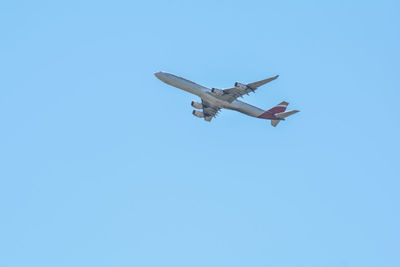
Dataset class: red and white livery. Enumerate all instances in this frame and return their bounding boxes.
[154,71,299,127]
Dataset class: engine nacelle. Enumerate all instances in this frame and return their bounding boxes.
[192,110,204,118]
[191,101,203,109]
[211,88,224,96]
[234,82,249,90]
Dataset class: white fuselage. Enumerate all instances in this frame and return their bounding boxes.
[154,71,266,117]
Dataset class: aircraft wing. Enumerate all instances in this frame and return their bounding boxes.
[201,99,221,122]
[220,75,279,102]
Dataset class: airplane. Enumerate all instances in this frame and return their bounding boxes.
[154,71,299,127]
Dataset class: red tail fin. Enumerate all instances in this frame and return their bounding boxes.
[267,101,288,113]
[258,101,289,119]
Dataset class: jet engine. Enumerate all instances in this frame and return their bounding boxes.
[191,101,203,109]
[234,82,249,90]
[211,88,224,96]
[192,110,204,118]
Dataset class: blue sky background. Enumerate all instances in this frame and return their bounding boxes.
[1,1,399,266]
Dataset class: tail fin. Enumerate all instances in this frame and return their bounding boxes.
[258,101,299,126]
[270,101,288,128]
[258,101,289,120]
[267,101,289,114]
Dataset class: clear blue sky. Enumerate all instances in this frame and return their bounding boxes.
[1,1,399,266]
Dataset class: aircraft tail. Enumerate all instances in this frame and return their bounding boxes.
[258,101,299,126]
[268,101,288,127]
[266,101,289,114]
[271,110,299,127]
[258,101,288,120]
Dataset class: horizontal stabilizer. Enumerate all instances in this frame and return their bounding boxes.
[271,110,299,127]
[271,120,280,127]
[275,110,299,119]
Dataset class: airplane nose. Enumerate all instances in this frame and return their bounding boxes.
[154,71,164,79]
